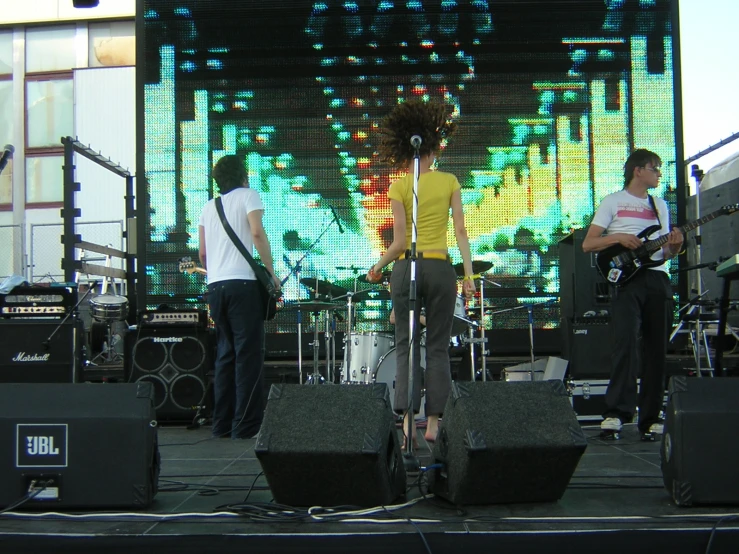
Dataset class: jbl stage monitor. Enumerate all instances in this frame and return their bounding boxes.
[0,383,160,509]
[255,384,406,507]
[662,376,739,506]
[428,380,587,505]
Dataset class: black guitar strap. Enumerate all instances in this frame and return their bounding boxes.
[647,194,662,234]
[214,196,263,277]
[214,196,277,319]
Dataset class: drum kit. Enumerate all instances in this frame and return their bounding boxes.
[285,259,497,398]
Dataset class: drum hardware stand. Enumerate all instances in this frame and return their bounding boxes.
[671,259,725,376]
[338,291,357,384]
[467,275,499,381]
[281,216,341,384]
[89,323,124,365]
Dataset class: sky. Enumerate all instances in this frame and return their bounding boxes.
[679,0,739,180]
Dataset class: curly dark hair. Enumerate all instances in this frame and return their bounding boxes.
[212,154,248,194]
[378,99,457,169]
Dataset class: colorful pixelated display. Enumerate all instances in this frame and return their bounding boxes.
[140,0,679,333]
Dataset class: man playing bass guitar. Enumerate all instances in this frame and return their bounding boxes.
[582,149,683,441]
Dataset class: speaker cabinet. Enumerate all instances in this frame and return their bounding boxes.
[558,229,612,320]
[0,382,159,509]
[255,384,406,507]
[561,317,612,378]
[428,381,587,505]
[124,326,213,421]
[662,376,739,506]
[0,319,83,383]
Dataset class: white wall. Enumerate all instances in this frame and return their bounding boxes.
[3,0,135,25]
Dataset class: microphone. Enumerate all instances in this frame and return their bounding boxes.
[410,135,422,149]
[329,205,345,233]
[0,144,14,173]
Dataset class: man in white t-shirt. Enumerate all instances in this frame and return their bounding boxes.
[582,149,683,441]
[198,155,280,439]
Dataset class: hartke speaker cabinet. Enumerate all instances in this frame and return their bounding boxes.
[662,376,739,506]
[124,326,213,421]
[0,382,159,509]
[0,319,83,383]
[255,384,406,507]
[428,381,587,505]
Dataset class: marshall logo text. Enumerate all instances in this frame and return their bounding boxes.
[12,352,51,362]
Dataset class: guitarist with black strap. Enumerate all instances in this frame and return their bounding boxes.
[198,154,281,440]
[582,149,683,442]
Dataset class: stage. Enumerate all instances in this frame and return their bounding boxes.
[1,423,738,554]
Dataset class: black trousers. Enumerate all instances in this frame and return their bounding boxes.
[604,269,672,431]
[208,279,266,439]
[390,258,457,416]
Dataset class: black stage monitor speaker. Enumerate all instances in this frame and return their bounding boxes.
[428,381,587,505]
[0,382,159,509]
[0,319,83,383]
[255,384,406,507]
[125,326,213,421]
[662,376,739,506]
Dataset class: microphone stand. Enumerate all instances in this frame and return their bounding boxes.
[43,283,96,351]
[403,141,422,473]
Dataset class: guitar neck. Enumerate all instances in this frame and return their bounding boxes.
[642,209,726,252]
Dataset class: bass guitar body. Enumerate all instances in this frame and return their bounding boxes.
[595,225,663,286]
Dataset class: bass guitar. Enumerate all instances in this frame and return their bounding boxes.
[596,203,739,286]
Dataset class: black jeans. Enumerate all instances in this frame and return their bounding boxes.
[207,279,265,439]
[604,269,672,431]
[390,258,457,416]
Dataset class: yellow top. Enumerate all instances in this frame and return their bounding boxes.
[388,170,460,252]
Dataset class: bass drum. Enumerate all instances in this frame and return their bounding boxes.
[373,346,426,419]
[341,332,394,384]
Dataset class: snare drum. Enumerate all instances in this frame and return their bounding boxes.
[341,332,394,384]
[89,294,129,322]
[373,346,426,418]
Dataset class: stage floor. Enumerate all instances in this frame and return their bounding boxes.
[1,423,738,553]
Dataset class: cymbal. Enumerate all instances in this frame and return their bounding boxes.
[299,277,348,298]
[358,270,391,284]
[453,260,493,278]
[352,288,391,302]
[283,301,342,312]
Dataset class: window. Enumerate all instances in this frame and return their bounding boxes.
[25,26,76,72]
[0,31,12,207]
[89,21,135,67]
[26,76,74,149]
[0,31,12,73]
[26,154,63,205]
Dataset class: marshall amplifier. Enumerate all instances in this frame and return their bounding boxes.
[0,319,83,383]
[0,382,159,509]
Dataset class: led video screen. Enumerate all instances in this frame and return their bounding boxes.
[140,0,679,333]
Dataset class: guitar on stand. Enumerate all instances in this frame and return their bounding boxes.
[595,204,739,286]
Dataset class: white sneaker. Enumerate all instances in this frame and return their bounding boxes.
[648,423,664,435]
[601,417,622,432]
